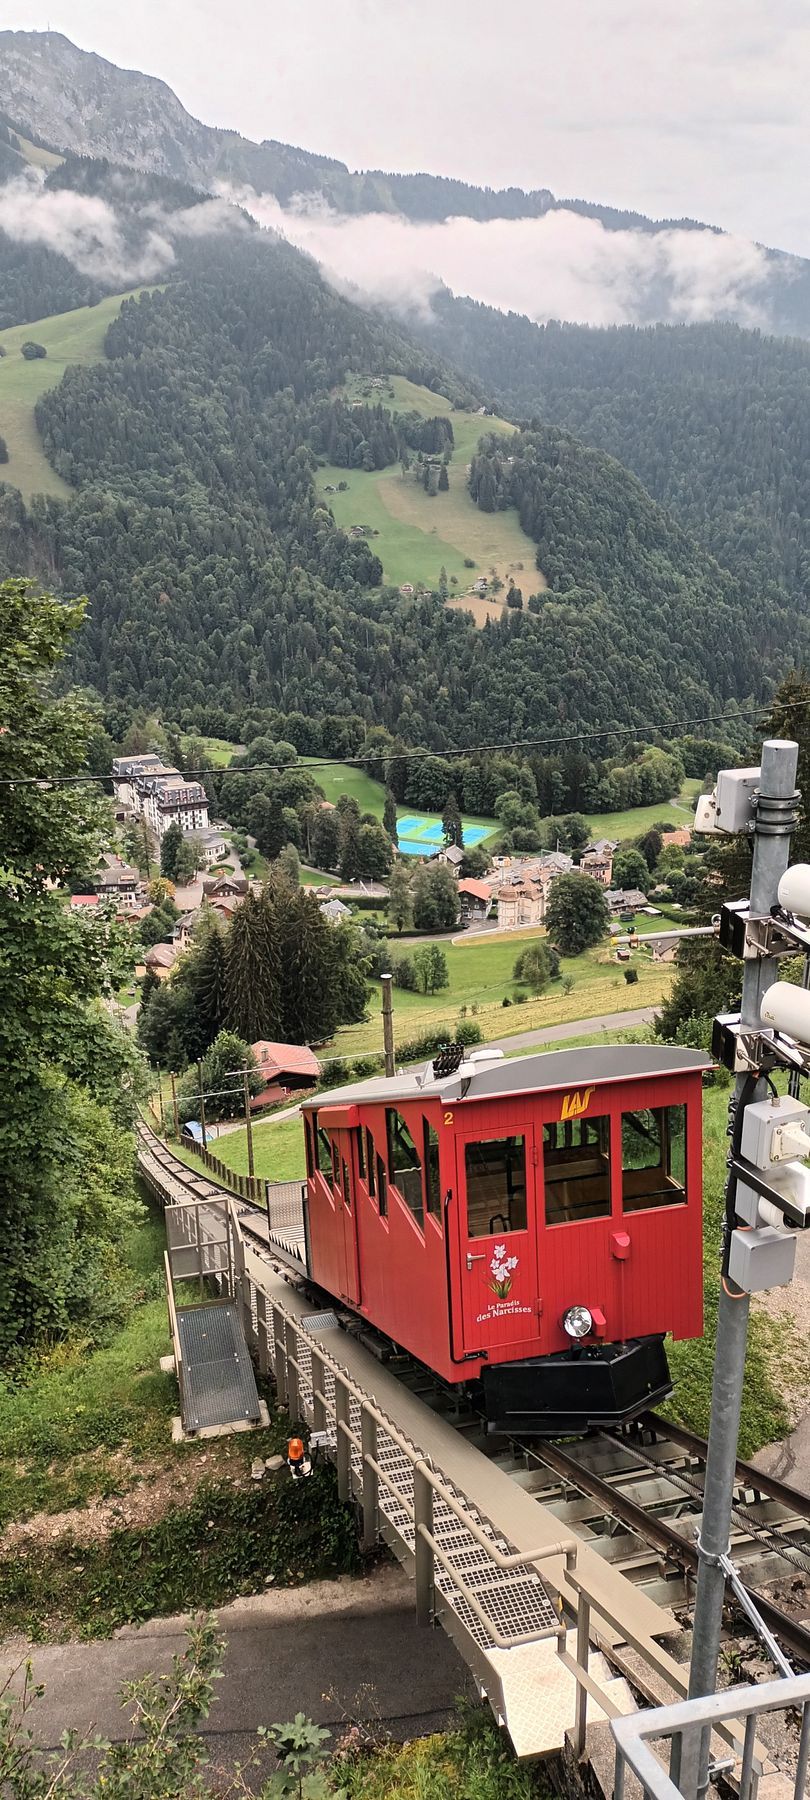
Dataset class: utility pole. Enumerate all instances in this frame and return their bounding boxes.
[684,739,799,1798]
[243,1070,256,1182]
[197,1059,207,1145]
[170,1070,180,1139]
[381,972,395,1078]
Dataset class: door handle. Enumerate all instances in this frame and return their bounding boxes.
[466,1252,486,1270]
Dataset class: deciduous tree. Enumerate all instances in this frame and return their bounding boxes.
[545,873,609,956]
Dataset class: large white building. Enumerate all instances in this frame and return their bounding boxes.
[112,755,209,838]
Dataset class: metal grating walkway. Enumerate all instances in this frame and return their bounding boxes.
[176,1301,262,1433]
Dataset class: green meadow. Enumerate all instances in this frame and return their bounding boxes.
[316,373,540,600]
[0,288,158,500]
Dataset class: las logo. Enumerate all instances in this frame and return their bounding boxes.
[560,1087,595,1122]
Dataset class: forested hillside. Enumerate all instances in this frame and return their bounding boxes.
[0,218,797,748]
[416,296,810,617]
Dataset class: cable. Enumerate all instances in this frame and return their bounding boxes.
[3,696,809,789]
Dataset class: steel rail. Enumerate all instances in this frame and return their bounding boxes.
[644,1411,810,1525]
[527,1437,810,1668]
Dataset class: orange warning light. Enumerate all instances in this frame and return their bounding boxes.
[287,1437,305,1464]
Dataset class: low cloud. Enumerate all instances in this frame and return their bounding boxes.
[0,164,789,330]
[0,169,246,287]
[228,184,785,329]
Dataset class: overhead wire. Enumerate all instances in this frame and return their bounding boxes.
[3,696,809,789]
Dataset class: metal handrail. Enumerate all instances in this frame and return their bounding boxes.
[612,1672,810,1800]
[163,1249,183,1409]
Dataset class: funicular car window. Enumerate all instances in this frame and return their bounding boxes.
[464,1137,527,1238]
[304,1117,314,1177]
[386,1109,424,1229]
[366,1129,376,1198]
[356,1128,366,1182]
[313,1113,332,1183]
[376,1153,388,1217]
[622,1106,686,1212]
[544,1116,611,1225]
[424,1120,441,1222]
[342,1158,352,1208]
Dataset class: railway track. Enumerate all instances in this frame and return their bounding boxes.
[137,1116,810,1670]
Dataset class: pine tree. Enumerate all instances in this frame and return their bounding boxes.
[225,889,282,1042]
[311,807,341,871]
[383,787,398,842]
[177,911,228,1060]
[277,888,338,1042]
[339,809,362,881]
[438,463,449,491]
[160,820,184,880]
[442,791,464,849]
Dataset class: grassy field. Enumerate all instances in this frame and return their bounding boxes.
[582,779,701,840]
[0,289,158,500]
[316,373,541,602]
[185,733,245,767]
[335,949,672,1057]
[302,756,498,851]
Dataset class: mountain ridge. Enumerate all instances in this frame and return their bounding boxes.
[0,29,748,234]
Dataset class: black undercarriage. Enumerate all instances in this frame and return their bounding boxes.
[479,1335,672,1436]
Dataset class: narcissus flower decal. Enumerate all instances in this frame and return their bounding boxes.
[490,1244,518,1298]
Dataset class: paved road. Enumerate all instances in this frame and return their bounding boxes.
[0,1568,470,1767]
[487,1007,658,1055]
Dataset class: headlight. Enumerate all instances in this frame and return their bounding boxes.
[563,1304,593,1340]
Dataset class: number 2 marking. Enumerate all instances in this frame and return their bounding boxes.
[444,1110,454,1126]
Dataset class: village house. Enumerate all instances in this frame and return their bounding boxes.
[203,873,249,902]
[496,879,546,929]
[250,1041,322,1109]
[209,896,241,924]
[607,887,650,914]
[111,755,209,838]
[579,848,614,887]
[94,859,143,910]
[432,842,464,870]
[172,910,200,951]
[70,893,99,911]
[193,826,229,865]
[319,897,352,924]
[661,827,692,850]
[643,932,684,964]
[144,942,176,979]
[458,877,493,924]
[537,851,574,878]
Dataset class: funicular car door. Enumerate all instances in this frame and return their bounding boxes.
[537,1088,621,1341]
[455,1123,539,1355]
[335,1128,361,1307]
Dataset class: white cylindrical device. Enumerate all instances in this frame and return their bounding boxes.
[761,980,810,1045]
[777,864,810,920]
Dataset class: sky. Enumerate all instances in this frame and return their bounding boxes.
[4,0,810,257]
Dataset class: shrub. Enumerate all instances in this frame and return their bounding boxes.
[624,966,639,984]
[394,1020,482,1063]
[21,340,47,359]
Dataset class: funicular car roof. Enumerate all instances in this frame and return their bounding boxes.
[302,1045,712,1114]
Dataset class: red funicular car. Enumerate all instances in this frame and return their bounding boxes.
[300,1044,709,1433]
